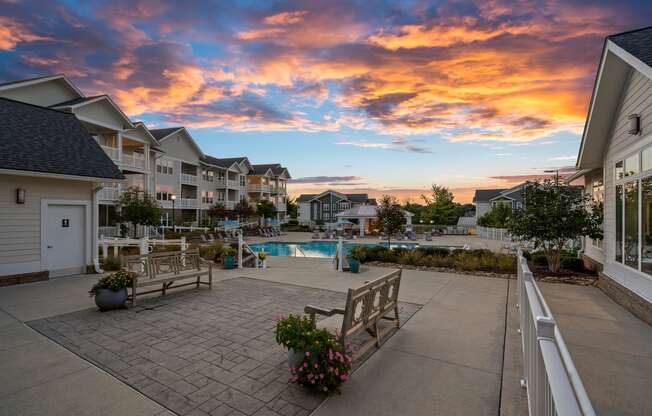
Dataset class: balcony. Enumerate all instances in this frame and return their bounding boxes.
[276,201,286,211]
[248,183,270,192]
[122,152,146,170]
[227,179,240,188]
[215,178,227,187]
[181,173,198,185]
[100,145,119,161]
[179,198,198,209]
[98,187,121,201]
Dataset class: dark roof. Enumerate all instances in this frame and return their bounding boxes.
[0,98,124,180]
[252,163,289,176]
[473,189,506,203]
[609,26,652,68]
[201,156,247,168]
[296,191,371,204]
[250,164,274,175]
[51,95,104,107]
[149,127,183,140]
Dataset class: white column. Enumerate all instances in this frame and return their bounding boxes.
[144,143,150,170]
[359,218,365,237]
[238,232,243,269]
[337,237,344,272]
[116,131,123,162]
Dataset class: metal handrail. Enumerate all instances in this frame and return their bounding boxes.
[517,250,595,416]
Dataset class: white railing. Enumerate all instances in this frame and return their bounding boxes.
[181,173,198,185]
[517,250,595,416]
[98,187,120,201]
[100,145,119,161]
[122,152,146,169]
[248,183,270,192]
[179,198,198,209]
[276,202,286,211]
[216,178,226,187]
[98,236,187,260]
[227,179,239,188]
[99,226,119,237]
[477,225,512,241]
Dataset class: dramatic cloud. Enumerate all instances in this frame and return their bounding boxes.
[289,176,363,184]
[337,137,432,153]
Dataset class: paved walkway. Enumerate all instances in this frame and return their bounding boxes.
[540,283,652,416]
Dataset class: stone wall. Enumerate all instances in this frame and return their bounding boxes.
[598,272,652,326]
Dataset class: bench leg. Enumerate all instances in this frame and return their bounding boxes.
[132,280,137,307]
[162,283,166,296]
[394,305,400,328]
[208,269,213,289]
[196,276,200,288]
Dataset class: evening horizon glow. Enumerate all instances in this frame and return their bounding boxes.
[1,0,651,202]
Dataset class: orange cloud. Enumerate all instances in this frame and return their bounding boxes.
[0,17,51,50]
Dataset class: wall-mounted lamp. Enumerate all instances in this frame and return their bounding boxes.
[16,188,26,204]
[628,114,641,135]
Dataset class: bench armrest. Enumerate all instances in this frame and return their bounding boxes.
[304,305,345,325]
[199,259,214,269]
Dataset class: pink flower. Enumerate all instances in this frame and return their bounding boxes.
[314,363,318,368]
[305,351,311,357]
[303,362,308,368]
[319,373,324,379]
[341,374,349,381]
[334,368,339,375]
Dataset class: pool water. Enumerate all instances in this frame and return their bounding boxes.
[249,241,421,258]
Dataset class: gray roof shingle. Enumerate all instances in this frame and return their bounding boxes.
[201,156,247,168]
[473,189,506,203]
[0,97,124,180]
[149,127,183,140]
[609,26,652,68]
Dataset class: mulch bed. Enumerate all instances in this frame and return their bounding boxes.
[365,261,515,280]
[528,263,598,286]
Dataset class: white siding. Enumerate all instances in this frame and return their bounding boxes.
[0,79,79,107]
[603,69,652,302]
[298,202,311,224]
[475,201,492,221]
[0,175,93,276]
[74,100,127,130]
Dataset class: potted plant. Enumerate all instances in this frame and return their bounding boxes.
[258,251,267,268]
[347,247,363,273]
[223,247,238,269]
[274,314,314,367]
[89,271,136,311]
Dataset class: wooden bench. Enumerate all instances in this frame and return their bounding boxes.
[304,269,402,359]
[121,249,213,306]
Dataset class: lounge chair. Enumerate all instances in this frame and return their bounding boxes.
[200,234,209,243]
[207,233,215,242]
[425,233,432,241]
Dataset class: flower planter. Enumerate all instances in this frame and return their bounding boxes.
[223,255,235,269]
[349,259,360,273]
[288,348,305,368]
[94,287,128,311]
[258,259,267,269]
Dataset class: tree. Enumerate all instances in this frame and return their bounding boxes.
[118,187,163,236]
[207,203,229,225]
[420,184,460,225]
[403,200,425,224]
[508,180,603,272]
[377,195,405,247]
[235,200,256,219]
[478,204,512,228]
[256,200,277,219]
[286,197,299,219]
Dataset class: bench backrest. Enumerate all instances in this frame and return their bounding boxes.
[121,249,202,280]
[340,269,402,340]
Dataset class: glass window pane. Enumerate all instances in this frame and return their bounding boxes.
[615,161,624,181]
[625,154,639,176]
[616,184,623,262]
[642,178,652,275]
[624,181,639,268]
[643,148,652,172]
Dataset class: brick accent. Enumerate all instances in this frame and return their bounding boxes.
[598,272,652,326]
[581,254,603,273]
[0,271,48,287]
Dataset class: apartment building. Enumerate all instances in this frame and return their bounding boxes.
[0,74,290,238]
[248,164,291,219]
[296,190,376,225]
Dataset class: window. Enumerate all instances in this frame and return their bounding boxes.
[155,185,173,201]
[156,158,174,175]
[616,184,623,263]
[590,177,604,249]
[202,170,214,182]
[643,147,652,172]
[625,154,640,177]
[642,178,652,275]
[217,191,225,202]
[160,212,171,227]
[202,191,214,204]
[217,171,225,182]
[615,160,624,181]
[324,212,330,221]
[323,203,330,210]
[240,175,246,187]
[624,181,638,268]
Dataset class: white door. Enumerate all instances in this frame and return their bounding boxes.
[45,205,86,277]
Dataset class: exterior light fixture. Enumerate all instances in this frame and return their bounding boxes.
[16,188,26,204]
[628,114,641,135]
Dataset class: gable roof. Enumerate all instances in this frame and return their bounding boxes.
[150,127,204,158]
[200,155,243,169]
[149,127,183,141]
[0,74,84,97]
[51,94,134,129]
[296,190,371,204]
[253,163,291,178]
[250,164,274,175]
[473,189,505,203]
[577,26,652,169]
[0,97,123,180]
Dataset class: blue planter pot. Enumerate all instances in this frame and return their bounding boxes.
[223,255,235,269]
[349,259,360,273]
[94,287,128,311]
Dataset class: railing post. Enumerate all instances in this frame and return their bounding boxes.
[238,231,244,269]
[102,239,108,260]
[113,239,119,257]
[338,237,344,272]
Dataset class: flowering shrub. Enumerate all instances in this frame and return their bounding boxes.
[89,271,135,296]
[275,314,352,394]
[289,328,352,394]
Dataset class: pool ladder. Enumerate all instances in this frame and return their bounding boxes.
[295,246,307,257]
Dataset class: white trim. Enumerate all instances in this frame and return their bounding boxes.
[75,115,124,132]
[52,95,134,129]
[0,168,122,182]
[40,199,93,272]
[607,40,652,82]
[0,74,84,97]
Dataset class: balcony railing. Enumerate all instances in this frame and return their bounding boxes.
[179,198,198,209]
[248,183,270,192]
[216,178,226,187]
[276,201,286,211]
[122,152,146,169]
[100,145,119,161]
[227,179,240,188]
[98,187,121,201]
[181,173,198,185]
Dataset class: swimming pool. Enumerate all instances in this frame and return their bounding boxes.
[249,241,422,258]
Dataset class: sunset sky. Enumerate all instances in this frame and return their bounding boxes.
[1,0,651,202]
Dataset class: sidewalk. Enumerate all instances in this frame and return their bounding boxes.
[540,283,652,416]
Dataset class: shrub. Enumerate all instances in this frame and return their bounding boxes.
[89,271,136,296]
[224,247,238,257]
[274,314,315,351]
[531,253,548,267]
[199,241,224,262]
[101,256,121,271]
[419,246,450,257]
[560,256,585,272]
